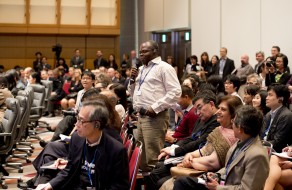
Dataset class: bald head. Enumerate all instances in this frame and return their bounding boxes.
[107,68,115,78]
[241,54,249,65]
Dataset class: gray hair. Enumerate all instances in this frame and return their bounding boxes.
[82,100,109,129]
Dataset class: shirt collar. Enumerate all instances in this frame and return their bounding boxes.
[86,131,102,147]
[271,105,282,116]
[185,104,193,112]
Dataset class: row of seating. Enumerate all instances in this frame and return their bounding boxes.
[0,83,49,189]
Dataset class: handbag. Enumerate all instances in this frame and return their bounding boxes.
[170,166,205,177]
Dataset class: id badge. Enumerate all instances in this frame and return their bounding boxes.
[136,90,142,96]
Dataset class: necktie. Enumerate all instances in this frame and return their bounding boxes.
[175,110,188,130]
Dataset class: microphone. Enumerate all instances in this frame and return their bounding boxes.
[130,65,138,85]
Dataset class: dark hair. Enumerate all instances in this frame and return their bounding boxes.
[200,52,210,68]
[207,75,225,95]
[225,75,241,92]
[198,82,216,94]
[234,105,263,137]
[4,70,17,90]
[183,76,199,95]
[244,85,260,97]
[272,46,280,53]
[58,57,66,65]
[147,40,159,52]
[218,95,243,119]
[256,90,270,115]
[30,72,41,84]
[276,53,288,68]
[35,52,42,56]
[190,55,198,63]
[193,90,216,106]
[109,83,128,110]
[0,74,8,89]
[267,83,290,107]
[82,71,95,80]
[181,85,194,99]
[81,88,101,102]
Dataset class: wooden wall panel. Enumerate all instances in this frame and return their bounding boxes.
[0,35,119,71]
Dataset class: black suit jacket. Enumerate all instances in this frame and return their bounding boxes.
[49,132,129,190]
[174,114,220,156]
[93,58,109,69]
[263,106,292,152]
[215,58,235,81]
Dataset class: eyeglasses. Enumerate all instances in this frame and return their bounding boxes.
[246,82,258,86]
[195,103,207,115]
[76,115,99,126]
[139,49,154,54]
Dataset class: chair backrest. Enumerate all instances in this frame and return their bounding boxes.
[121,111,129,132]
[14,95,29,143]
[29,84,46,117]
[41,80,53,109]
[124,134,134,159]
[18,88,33,130]
[129,141,142,190]
[0,98,20,154]
[62,82,71,95]
[120,128,128,145]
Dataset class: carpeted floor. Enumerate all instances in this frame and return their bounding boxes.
[2,116,62,190]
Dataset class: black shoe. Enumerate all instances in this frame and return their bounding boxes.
[18,176,36,189]
[46,126,53,132]
[39,140,48,148]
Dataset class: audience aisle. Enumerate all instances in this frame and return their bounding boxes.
[3,116,62,190]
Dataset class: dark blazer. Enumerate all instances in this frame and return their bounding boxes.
[49,132,129,190]
[263,106,292,152]
[215,58,235,81]
[217,137,269,190]
[265,71,291,86]
[174,114,220,156]
[93,58,109,69]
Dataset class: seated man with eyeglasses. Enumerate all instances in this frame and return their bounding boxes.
[35,100,129,190]
[146,90,219,190]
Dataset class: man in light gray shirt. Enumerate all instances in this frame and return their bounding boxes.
[129,40,181,172]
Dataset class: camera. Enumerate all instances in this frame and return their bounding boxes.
[52,43,62,60]
[266,60,275,68]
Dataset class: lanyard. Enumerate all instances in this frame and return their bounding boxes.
[138,63,155,91]
[83,143,98,187]
[225,138,254,176]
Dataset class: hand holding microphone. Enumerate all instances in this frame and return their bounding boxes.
[130,66,138,84]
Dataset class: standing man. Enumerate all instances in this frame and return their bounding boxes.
[236,54,254,79]
[93,50,109,69]
[127,50,142,69]
[129,40,181,172]
[271,46,280,61]
[215,47,235,81]
[254,51,265,74]
[70,49,84,70]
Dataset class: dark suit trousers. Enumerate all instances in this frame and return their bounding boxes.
[50,115,76,141]
[173,176,208,190]
[146,161,173,190]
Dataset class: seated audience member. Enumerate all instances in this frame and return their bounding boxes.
[95,72,112,90]
[28,72,42,85]
[252,90,270,115]
[165,85,198,145]
[45,68,66,117]
[182,76,199,96]
[63,67,74,82]
[24,67,34,86]
[40,71,95,145]
[60,68,83,110]
[207,75,225,100]
[246,73,262,87]
[115,69,126,85]
[0,75,13,122]
[160,95,242,189]
[243,85,260,105]
[25,91,123,189]
[56,58,69,73]
[35,100,129,190]
[173,105,269,190]
[264,146,292,190]
[108,83,128,117]
[265,54,290,86]
[262,84,292,152]
[224,74,243,103]
[147,90,219,189]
